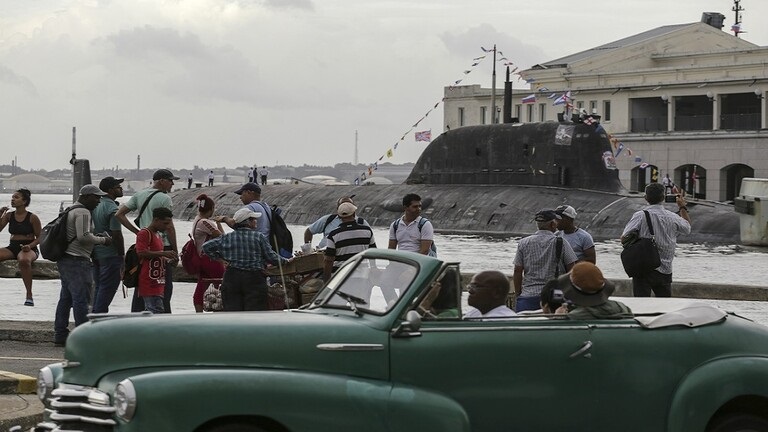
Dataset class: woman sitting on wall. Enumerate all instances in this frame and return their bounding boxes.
[0,188,42,306]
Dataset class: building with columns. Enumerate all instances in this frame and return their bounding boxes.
[443,14,768,202]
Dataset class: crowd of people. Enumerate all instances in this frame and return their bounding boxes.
[0,176,691,344]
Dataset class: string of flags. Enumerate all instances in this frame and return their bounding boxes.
[353,46,523,185]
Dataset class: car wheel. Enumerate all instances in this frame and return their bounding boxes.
[707,414,768,432]
[205,423,268,432]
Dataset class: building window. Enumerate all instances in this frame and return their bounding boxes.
[589,100,597,113]
[576,101,584,110]
[515,104,521,120]
[459,107,465,126]
[481,106,487,125]
[603,101,611,121]
[539,103,546,122]
[527,104,533,122]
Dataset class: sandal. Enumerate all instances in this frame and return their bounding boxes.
[24,299,34,307]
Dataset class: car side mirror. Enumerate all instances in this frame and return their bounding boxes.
[392,310,422,338]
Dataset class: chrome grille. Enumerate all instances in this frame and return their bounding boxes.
[35,383,117,432]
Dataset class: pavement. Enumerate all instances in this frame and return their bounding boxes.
[0,321,63,431]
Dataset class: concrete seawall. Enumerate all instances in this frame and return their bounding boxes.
[2,260,766,301]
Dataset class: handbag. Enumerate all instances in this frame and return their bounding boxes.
[181,220,203,276]
[621,210,662,277]
[203,286,224,312]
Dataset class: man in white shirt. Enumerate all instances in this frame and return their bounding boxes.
[388,193,435,256]
[463,270,516,318]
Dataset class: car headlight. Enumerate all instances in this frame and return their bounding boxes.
[114,379,137,422]
[37,366,54,402]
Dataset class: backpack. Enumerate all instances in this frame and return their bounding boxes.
[322,214,365,233]
[392,216,437,257]
[257,202,294,258]
[180,220,202,275]
[38,205,81,261]
[122,243,141,288]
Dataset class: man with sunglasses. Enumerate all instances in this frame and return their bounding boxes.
[464,270,516,318]
[91,176,126,313]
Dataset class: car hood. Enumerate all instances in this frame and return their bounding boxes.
[62,310,391,386]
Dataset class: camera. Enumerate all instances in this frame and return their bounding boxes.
[664,194,678,203]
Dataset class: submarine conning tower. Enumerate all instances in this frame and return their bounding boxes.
[406,121,625,193]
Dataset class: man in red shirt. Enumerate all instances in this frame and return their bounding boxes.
[136,207,177,313]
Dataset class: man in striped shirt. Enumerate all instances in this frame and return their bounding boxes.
[323,202,377,281]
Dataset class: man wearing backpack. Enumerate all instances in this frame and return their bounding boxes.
[388,193,435,256]
[304,195,370,249]
[115,169,179,313]
[229,182,271,236]
[54,185,112,346]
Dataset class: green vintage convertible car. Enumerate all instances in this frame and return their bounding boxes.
[35,249,768,432]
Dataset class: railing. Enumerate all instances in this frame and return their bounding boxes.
[720,113,761,130]
[674,115,713,131]
[630,117,668,132]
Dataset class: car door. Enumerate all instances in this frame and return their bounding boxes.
[389,314,595,432]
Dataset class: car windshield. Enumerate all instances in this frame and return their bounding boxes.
[318,257,418,315]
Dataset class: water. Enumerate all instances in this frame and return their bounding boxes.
[1,193,766,325]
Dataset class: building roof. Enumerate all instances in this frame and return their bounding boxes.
[6,173,50,183]
[533,23,693,69]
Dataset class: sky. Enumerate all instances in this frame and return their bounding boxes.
[2,0,767,172]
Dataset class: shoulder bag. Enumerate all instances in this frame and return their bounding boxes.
[620,210,662,277]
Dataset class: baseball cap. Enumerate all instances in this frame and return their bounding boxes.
[79,184,108,197]
[337,202,358,217]
[233,208,262,224]
[98,176,124,192]
[555,205,577,219]
[534,209,561,222]
[234,182,262,195]
[153,169,180,181]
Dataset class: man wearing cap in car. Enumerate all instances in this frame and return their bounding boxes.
[91,176,126,313]
[304,195,370,250]
[559,261,632,319]
[203,208,290,311]
[512,209,578,313]
[115,168,180,313]
[323,202,377,281]
[555,205,596,264]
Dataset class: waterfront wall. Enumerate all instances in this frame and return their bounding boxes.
[3,260,765,302]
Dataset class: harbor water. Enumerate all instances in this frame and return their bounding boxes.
[1,192,766,325]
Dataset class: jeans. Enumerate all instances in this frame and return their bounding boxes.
[632,270,672,297]
[221,268,268,311]
[92,255,123,313]
[515,295,541,313]
[55,256,93,343]
[143,295,165,313]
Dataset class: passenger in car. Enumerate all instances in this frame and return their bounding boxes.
[418,269,460,318]
[558,262,632,319]
[463,270,517,319]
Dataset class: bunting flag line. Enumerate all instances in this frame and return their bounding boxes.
[521,94,536,104]
[386,148,393,158]
[615,142,625,157]
[415,130,432,142]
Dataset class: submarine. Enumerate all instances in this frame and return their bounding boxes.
[169,117,740,245]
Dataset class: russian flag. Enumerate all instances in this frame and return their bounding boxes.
[521,94,536,104]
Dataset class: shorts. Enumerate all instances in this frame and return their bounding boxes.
[5,240,39,258]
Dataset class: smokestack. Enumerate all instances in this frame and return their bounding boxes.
[503,66,513,123]
[701,12,725,29]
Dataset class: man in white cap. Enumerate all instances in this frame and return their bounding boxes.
[54,184,113,346]
[116,168,180,313]
[203,208,290,311]
[555,205,596,264]
[304,195,369,249]
[323,202,377,281]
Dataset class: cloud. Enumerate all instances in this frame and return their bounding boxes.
[441,23,548,71]
[263,0,314,10]
[0,64,38,96]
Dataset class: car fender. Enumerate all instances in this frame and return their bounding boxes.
[667,356,768,432]
[111,368,469,432]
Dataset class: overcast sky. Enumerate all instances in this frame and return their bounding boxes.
[2,0,766,172]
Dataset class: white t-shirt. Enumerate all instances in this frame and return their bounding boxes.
[464,305,517,319]
[389,216,434,253]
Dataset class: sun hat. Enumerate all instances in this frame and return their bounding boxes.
[534,209,561,222]
[558,262,615,307]
[233,208,262,224]
[337,202,358,217]
[555,205,577,219]
[234,182,261,195]
[79,184,107,197]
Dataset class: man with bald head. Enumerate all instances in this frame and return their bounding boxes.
[464,270,516,318]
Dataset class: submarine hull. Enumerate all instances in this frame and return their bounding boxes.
[170,184,739,244]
